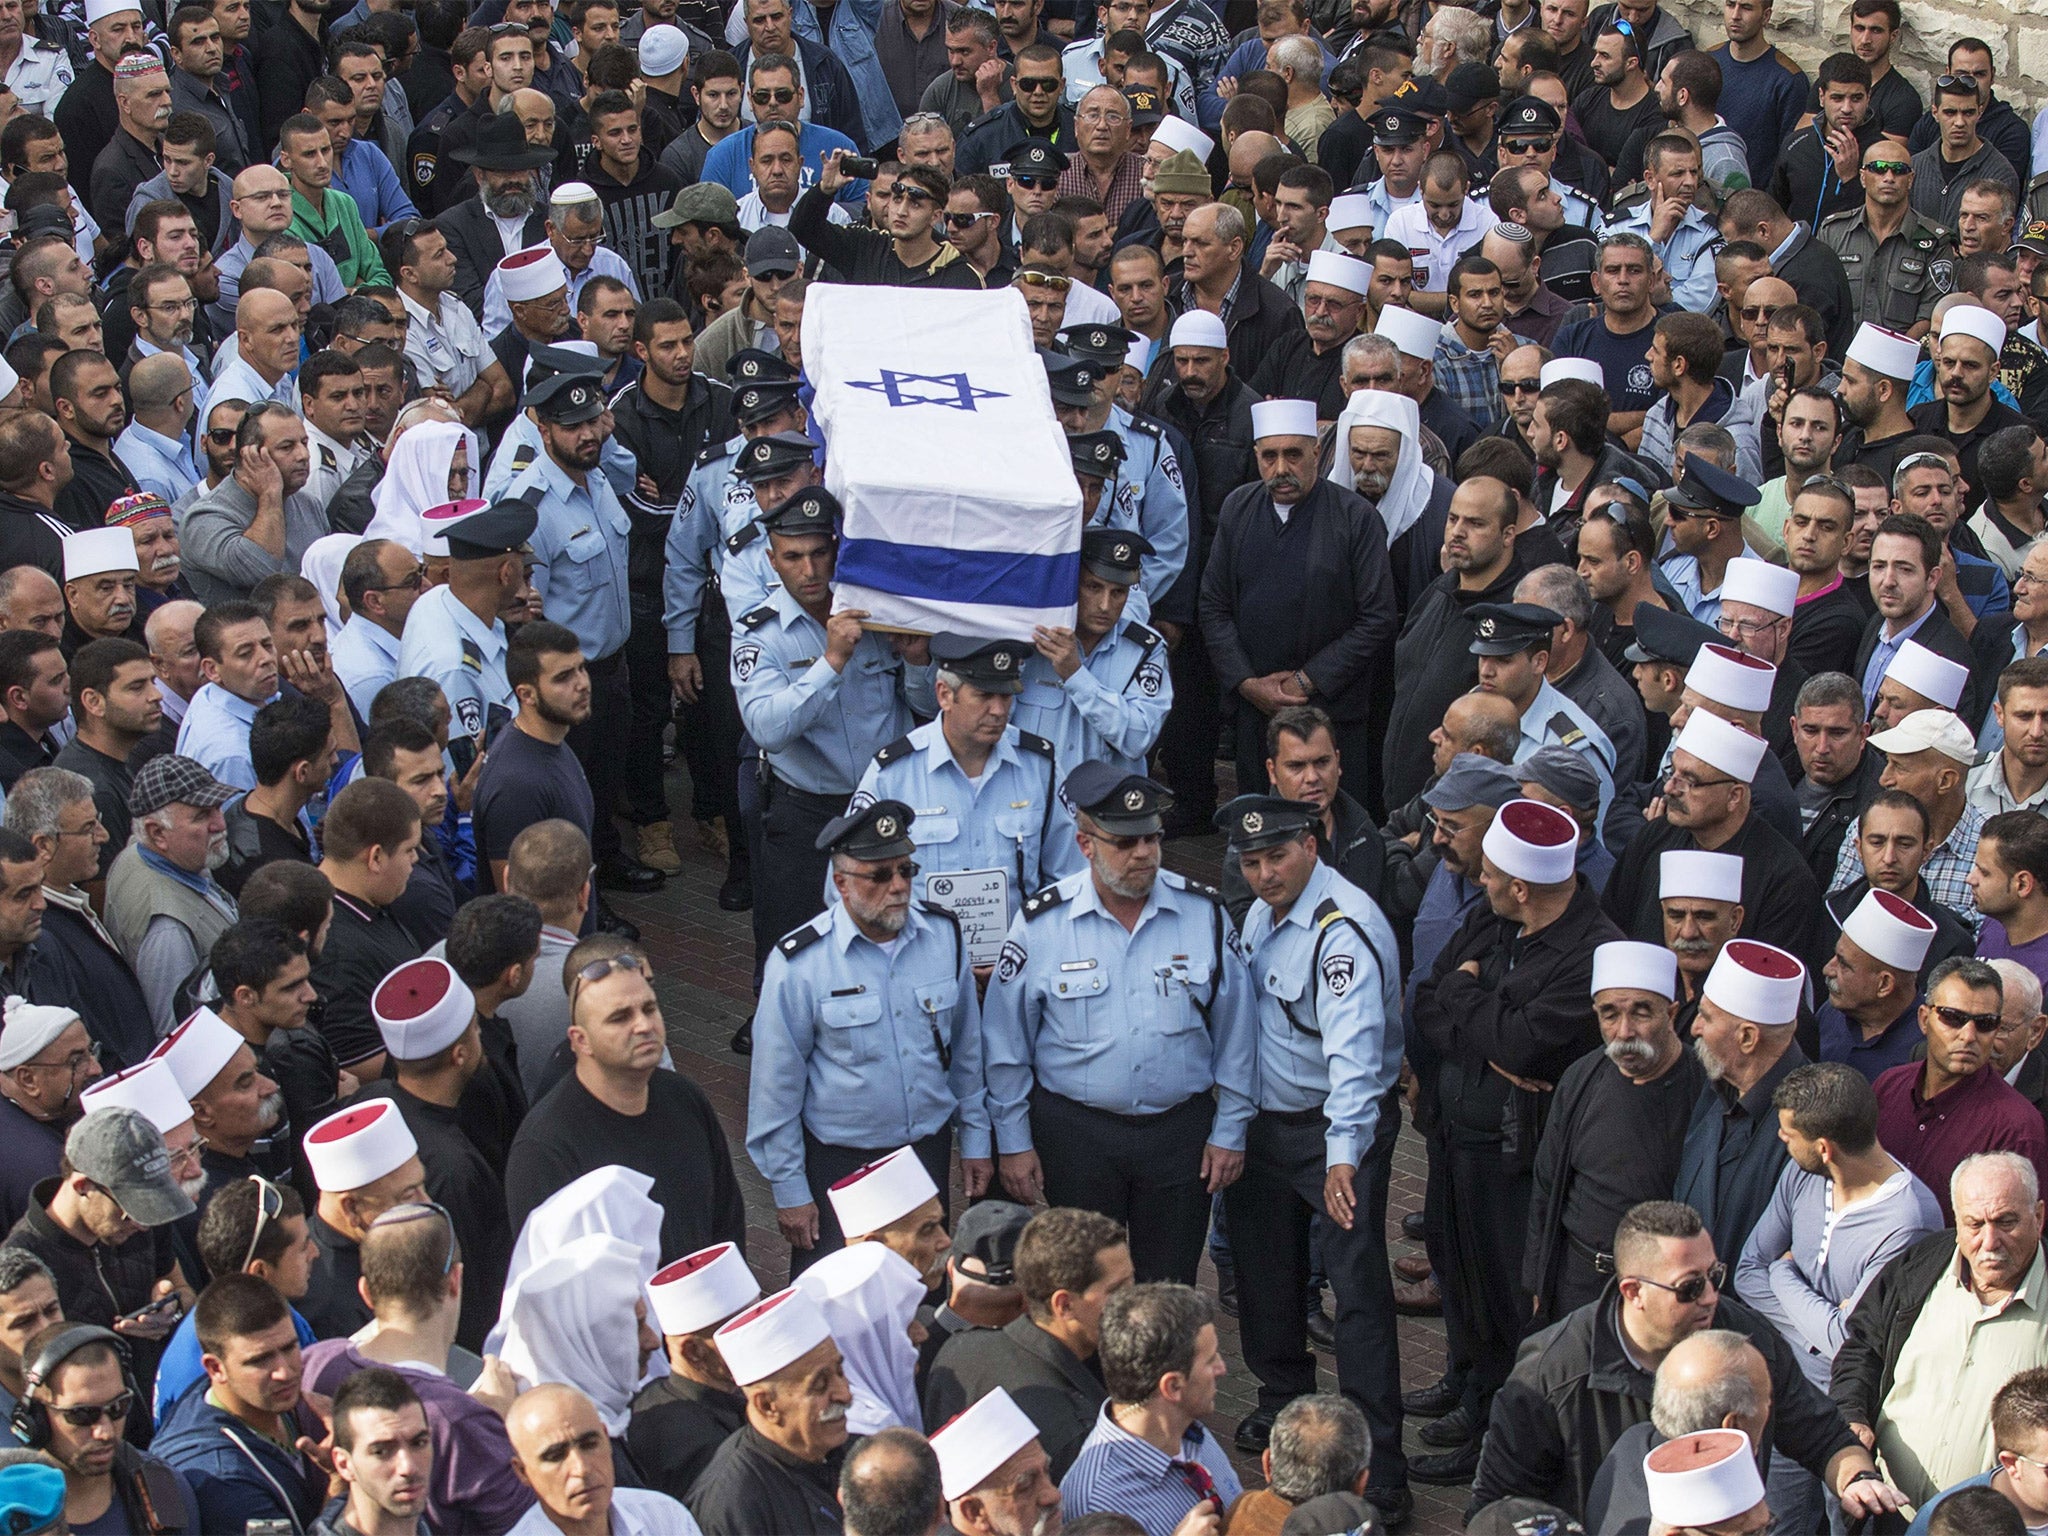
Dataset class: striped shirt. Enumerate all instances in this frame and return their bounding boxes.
[1059,1402,1243,1536]
[1829,802,1987,934]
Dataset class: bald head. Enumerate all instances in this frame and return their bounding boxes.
[0,565,62,635]
[128,351,195,413]
[1650,1329,1771,1447]
[232,163,290,200]
[1228,130,1282,180]
[1444,689,1522,757]
[506,1382,598,1453]
[236,287,293,334]
[146,598,203,654]
[1743,276,1796,313]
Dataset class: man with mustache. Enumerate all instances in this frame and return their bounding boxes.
[1524,940,1703,1327]
[1659,849,1745,1013]
[207,920,338,1192]
[151,1005,285,1203]
[1818,884,1940,1084]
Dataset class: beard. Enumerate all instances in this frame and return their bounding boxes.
[533,694,589,728]
[1087,844,1155,901]
[179,1168,208,1202]
[204,830,229,871]
[257,1089,285,1131]
[1353,464,1393,500]
[483,179,537,219]
[1692,1034,1727,1083]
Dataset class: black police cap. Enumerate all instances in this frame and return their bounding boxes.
[1371,103,1427,143]
[441,498,539,560]
[526,372,607,425]
[1068,429,1125,479]
[1057,322,1138,368]
[1466,601,1564,656]
[733,431,816,482]
[727,348,799,384]
[1008,139,1068,178]
[1664,455,1763,517]
[527,341,606,382]
[1212,794,1320,851]
[1063,762,1173,834]
[1080,526,1151,584]
[930,633,1030,694]
[760,485,839,536]
[732,378,803,426]
[1500,96,1562,136]
[1624,601,1722,666]
[815,798,917,859]
[1042,350,1106,406]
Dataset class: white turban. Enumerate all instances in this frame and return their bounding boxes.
[363,421,481,556]
[495,1234,650,1435]
[299,534,361,631]
[1327,389,1431,544]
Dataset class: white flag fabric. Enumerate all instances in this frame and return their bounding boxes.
[803,283,1081,639]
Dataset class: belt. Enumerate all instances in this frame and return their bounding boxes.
[1259,1104,1328,1128]
[1034,1086,1209,1127]
[1567,1233,1614,1274]
[763,767,849,813]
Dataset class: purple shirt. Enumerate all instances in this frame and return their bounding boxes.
[1873,1061,2048,1225]
[302,1342,535,1535]
[1977,918,2048,993]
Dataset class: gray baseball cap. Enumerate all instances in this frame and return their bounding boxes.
[1421,753,1520,813]
[1515,744,1602,816]
[65,1106,194,1227]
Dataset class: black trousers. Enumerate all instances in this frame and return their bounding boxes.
[1225,1094,1408,1491]
[623,609,673,828]
[565,647,629,867]
[1031,1087,1213,1284]
[794,1125,952,1282]
[1436,1131,1532,1428]
[1155,621,1221,818]
[676,606,747,874]
[751,775,840,983]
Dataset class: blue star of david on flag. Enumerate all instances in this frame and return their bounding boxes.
[848,369,1009,411]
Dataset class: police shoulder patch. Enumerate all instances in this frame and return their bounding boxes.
[1547,713,1586,749]
[696,437,735,467]
[739,605,777,630]
[453,694,482,735]
[512,443,539,471]
[732,642,764,681]
[996,937,1028,981]
[319,445,336,469]
[412,153,436,185]
[1165,870,1221,902]
[1134,655,1165,696]
[875,735,915,766]
[1128,621,1163,651]
[1023,883,1069,919]
[1015,730,1054,758]
[1320,951,1355,996]
[1312,897,1344,928]
[778,916,829,956]
[1127,415,1160,439]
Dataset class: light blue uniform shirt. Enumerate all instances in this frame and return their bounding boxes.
[395,585,512,740]
[114,421,199,504]
[848,720,1074,925]
[330,613,403,721]
[1010,620,1172,778]
[1358,178,1419,239]
[1101,406,1189,619]
[982,867,1259,1153]
[747,898,990,1208]
[662,437,775,653]
[1606,200,1723,313]
[175,683,272,790]
[1659,545,1763,626]
[506,448,633,661]
[1515,676,1618,826]
[1240,859,1402,1168]
[731,586,937,796]
[484,414,638,505]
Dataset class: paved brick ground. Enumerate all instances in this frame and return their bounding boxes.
[618,763,1473,1533]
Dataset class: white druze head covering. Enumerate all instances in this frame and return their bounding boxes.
[495,1233,650,1435]
[1687,643,1775,713]
[1305,249,1372,297]
[1845,323,1920,381]
[828,1147,938,1240]
[1590,940,1677,1001]
[1327,192,1374,234]
[649,1244,760,1339]
[793,1242,925,1434]
[1373,304,1438,361]
[1702,939,1805,1026]
[1938,302,2006,358]
[1841,887,1938,973]
[488,1165,667,1363]
[304,1101,418,1193]
[1659,849,1744,904]
[1882,638,1968,710]
[363,421,482,556]
[932,1388,1041,1501]
[715,1287,835,1386]
[299,534,362,631]
[1718,559,1798,618]
[147,1007,244,1100]
[1480,799,1579,884]
[1540,357,1604,388]
[1644,1428,1766,1530]
[1672,710,1768,784]
[1250,399,1318,441]
[62,528,138,582]
[1148,114,1214,164]
[79,1059,192,1136]
[1327,389,1431,546]
[1167,310,1228,352]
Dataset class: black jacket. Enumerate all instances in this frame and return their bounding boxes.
[436,194,545,317]
[1852,605,1983,727]
[921,1314,1106,1479]
[1798,740,1884,888]
[955,100,1077,177]
[35,902,153,1071]
[53,437,139,534]
[1828,1230,1961,1430]
[1149,372,1257,621]
[788,186,985,288]
[1173,267,1305,386]
[0,493,69,582]
[1906,92,2032,188]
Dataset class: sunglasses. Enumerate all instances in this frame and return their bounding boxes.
[371,1200,458,1274]
[1010,173,1059,191]
[1501,137,1553,155]
[1629,1262,1726,1305]
[205,426,239,445]
[1929,1003,2002,1033]
[946,211,993,229]
[570,950,650,1000]
[752,86,797,104]
[1500,376,1541,394]
[368,568,425,593]
[50,1392,135,1428]
[241,1174,283,1271]
[1863,159,1911,175]
[1014,75,1062,93]
[886,184,935,205]
[1739,303,1780,322]
[1091,830,1162,851]
[843,860,920,886]
[1017,270,1071,291]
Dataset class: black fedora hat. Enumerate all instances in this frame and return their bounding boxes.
[448,113,557,171]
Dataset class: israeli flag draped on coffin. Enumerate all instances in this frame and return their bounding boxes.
[803,284,1082,638]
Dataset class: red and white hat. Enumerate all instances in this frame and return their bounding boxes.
[148,1007,245,1100]
[1688,644,1775,714]
[498,245,569,303]
[1479,799,1579,885]
[1845,323,1919,381]
[373,958,476,1062]
[304,1101,419,1193]
[1702,939,1804,1026]
[1250,399,1317,440]
[648,1243,761,1338]
[827,1146,938,1240]
[931,1387,1040,1501]
[1305,249,1371,296]
[1659,849,1743,904]
[1719,560,1798,619]
[1842,888,1938,973]
[713,1286,833,1386]
[1590,940,1677,1001]
[80,1059,192,1135]
[1882,639,1967,711]
[1673,710,1768,784]
[1644,1429,1766,1530]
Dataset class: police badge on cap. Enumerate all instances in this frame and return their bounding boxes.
[1063,761,1173,834]
[816,798,918,859]
[1079,526,1151,585]
[734,431,816,481]
[1213,794,1318,851]
[930,634,1030,694]
[527,374,606,425]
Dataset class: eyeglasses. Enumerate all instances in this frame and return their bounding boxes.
[1076,107,1129,125]
[1501,137,1553,155]
[1664,504,1719,523]
[886,184,936,205]
[1014,75,1062,93]
[49,1392,134,1428]
[51,814,105,839]
[148,297,199,314]
[18,1039,99,1076]
[1863,159,1911,176]
[945,211,993,230]
[368,568,424,593]
[1665,767,1739,792]
[371,1200,458,1274]
[751,86,797,104]
[1016,270,1071,291]
[1500,376,1541,394]
[842,860,919,886]
[1929,1003,2002,1033]
[1628,1262,1727,1305]
[168,1133,208,1170]
[570,950,650,1001]
[241,1175,283,1271]
[1716,613,1783,640]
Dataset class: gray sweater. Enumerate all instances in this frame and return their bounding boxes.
[176,475,331,605]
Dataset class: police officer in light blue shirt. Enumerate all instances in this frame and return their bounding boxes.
[395,499,535,740]
[1013,522,1172,777]
[1467,601,1619,823]
[1605,144,1723,315]
[849,634,1073,935]
[713,421,819,627]
[748,797,992,1272]
[981,762,1257,1283]
[1215,793,1409,1498]
[732,486,939,984]
[481,343,640,506]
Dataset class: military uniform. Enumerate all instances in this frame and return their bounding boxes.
[1216,796,1409,1501]
[1816,203,1953,335]
[982,765,1257,1283]
[392,501,537,741]
[747,799,990,1273]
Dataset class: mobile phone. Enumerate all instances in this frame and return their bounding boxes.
[246,1521,298,1535]
[121,1293,184,1324]
[841,155,881,179]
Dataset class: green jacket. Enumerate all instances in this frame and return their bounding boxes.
[289,184,388,288]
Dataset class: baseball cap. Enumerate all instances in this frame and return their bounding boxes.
[66,1106,195,1226]
[951,1200,1031,1285]
[745,225,802,277]
[1866,708,1977,764]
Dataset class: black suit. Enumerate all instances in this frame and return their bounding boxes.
[1850,605,1982,725]
[921,1315,1106,1480]
[436,194,547,319]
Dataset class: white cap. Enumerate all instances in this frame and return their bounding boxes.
[303,1100,420,1193]
[1882,638,1967,710]
[1673,709,1768,784]
[0,997,76,1072]
[1644,1429,1767,1530]
[0,355,20,402]
[84,0,142,22]
[1688,643,1776,714]
[1719,559,1798,618]
[1372,304,1438,360]
[932,1387,1041,1501]
[1250,399,1318,440]
[1327,192,1374,233]
[1540,357,1604,388]
[1842,887,1938,973]
[1305,249,1372,296]
[1845,322,1920,380]
[1659,849,1744,904]
[1702,939,1805,1026]
[648,1243,761,1338]
[636,24,689,76]
[1867,707,1977,764]
[372,958,476,1061]
[549,181,602,209]
[1939,302,2007,357]
[1124,336,1153,375]
[827,1146,939,1239]
[1590,940,1678,1001]
[1147,114,1214,163]
[80,1059,192,1135]
[1167,310,1228,351]
[1479,799,1579,885]
[62,527,138,582]
[147,1007,244,1099]
[714,1286,834,1386]
[498,245,569,303]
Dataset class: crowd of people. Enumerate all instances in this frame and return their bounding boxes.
[0,0,2037,1528]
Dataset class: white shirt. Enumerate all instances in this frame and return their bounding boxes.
[402,286,490,394]
[480,245,641,341]
[1380,196,1492,292]
[4,42,72,122]
[507,1489,702,1536]
[738,190,853,237]
[490,209,532,257]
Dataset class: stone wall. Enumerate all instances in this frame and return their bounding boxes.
[1652,0,2048,118]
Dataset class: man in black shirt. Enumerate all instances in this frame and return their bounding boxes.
[0,631,69,791]
[53,637,158,877]
[580,90,684,295]
[362,720,463,948]
[209,915,338,1196]
[630,1241,759,1506]
[218,695,327,900]
[1572,21,1661,170]
[298,1097,430,1340]
[49,351,140,538]
[310,778,424,1081]
[474,621,597,894]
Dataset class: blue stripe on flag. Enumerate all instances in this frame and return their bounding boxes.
[837,538,1080,610]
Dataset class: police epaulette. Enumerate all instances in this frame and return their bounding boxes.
[698,435,741,467]
[1817,205,1855,228]
[875,734,915,766]
[511,443,538,471]
[726,522,763,554]
[1129,621,1163,651]
[1016,730,1054,758]
[1313,897,1345,928]
[777,918,828,956]
[739,605,776,630]
[1166,870,1221,901]
[1127,415,1161,438]
[916,900,961,929]
[1547,713,1587,749]
[459,636,484,672]
[1022,883,1069,919]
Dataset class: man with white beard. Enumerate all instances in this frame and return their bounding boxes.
[1522,941,1707,1327]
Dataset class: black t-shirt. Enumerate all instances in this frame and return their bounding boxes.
[52,737,131,879]
[309,891,422,1069]
[1571,85,1664,172]
[474,725,595,888]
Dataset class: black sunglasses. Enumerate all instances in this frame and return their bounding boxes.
[1500,376,1541,394]
[1929,1003,2002,1033]
[1501,137,1553,155]
[843,860,919,886]
[51,1392,135,1427]
[1014,75,1061,92]
[1629,1262,1726,1305]
[1010,173,1059,189]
